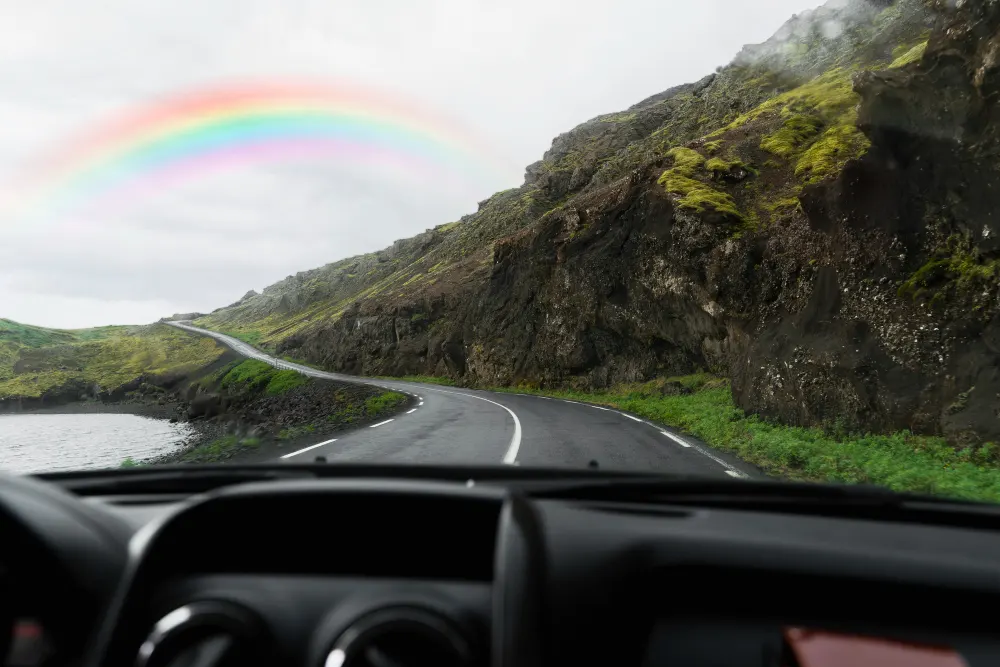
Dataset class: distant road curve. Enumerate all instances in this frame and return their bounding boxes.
[166,321,755,477]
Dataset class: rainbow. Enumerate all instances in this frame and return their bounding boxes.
[0,80,501,224]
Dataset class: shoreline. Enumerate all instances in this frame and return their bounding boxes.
[2,359,415,468]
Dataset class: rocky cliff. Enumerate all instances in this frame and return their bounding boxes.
[196,0,1000,445]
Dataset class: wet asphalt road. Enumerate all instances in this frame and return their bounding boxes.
[167,321,757,478]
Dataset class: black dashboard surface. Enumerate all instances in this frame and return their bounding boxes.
[4,468,1000,667]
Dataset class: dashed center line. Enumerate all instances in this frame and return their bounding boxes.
[281,438,337,459]
[370,419,395,428]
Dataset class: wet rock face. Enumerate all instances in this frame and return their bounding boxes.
[734,0,1000,440]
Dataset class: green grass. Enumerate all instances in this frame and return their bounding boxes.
[265,369,309,395]
[324,390,410,427]
[364,391,408,415]
[219,359,309,396]
[494,375,1000,503]
[277,424,316,440]
[179,435,262,463]
[221,329,263,346]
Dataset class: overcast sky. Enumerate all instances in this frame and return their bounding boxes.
[0,0,815,328]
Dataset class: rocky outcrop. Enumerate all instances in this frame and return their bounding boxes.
[202,0,1000,445]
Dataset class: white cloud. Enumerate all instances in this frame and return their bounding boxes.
[0,0,815,328]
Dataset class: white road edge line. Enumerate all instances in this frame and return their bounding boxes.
[422,387,522,465]
[620,412,644,422]
[418,402,424,406]
[370,419,394,428]
[662,431,692,447]
[688,444,748,478]
[590,405,611,411]
[406,408,417,414]
[281,438,337,459]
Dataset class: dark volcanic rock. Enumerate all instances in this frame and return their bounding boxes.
[205,0,1000,445]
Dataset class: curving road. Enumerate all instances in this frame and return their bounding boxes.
[167,321,756,478]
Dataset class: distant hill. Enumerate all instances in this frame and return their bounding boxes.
[0,319,223,403]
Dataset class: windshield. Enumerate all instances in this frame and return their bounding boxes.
[0,0,996,502]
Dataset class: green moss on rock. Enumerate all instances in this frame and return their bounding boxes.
[794,119,871,184]
[659,148,743,219]
[706,157,743,173]
[760,114,823,157]
[899,238,1000,301]
[889,41,927,68]
[704,140,724,154]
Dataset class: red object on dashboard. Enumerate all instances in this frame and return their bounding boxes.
[783,627,967,667]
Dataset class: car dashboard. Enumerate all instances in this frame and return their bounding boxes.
[2,466,1000,667]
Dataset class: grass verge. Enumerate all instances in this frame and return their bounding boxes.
[219,359,309,396]
[324,390,409,427]
[178,435,262,463]
[494,375,1000,503]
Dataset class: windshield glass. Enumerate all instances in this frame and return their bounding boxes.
[0,0,997,502]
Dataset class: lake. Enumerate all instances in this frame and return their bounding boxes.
[0,413,194,474]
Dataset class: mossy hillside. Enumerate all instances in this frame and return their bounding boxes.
[193,0,933,373]
[0,319,123,381]
[0,319,119,348]
[196,2,928,343]
[0,323,225,399]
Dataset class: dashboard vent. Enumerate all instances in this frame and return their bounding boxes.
[325,607,471,667]
[136,601,263,667]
